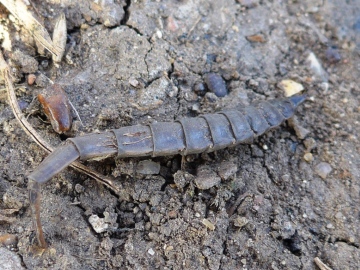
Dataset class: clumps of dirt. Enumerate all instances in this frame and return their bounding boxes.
[0,0,360,269]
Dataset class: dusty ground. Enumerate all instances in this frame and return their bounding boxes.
[0,0,359,269]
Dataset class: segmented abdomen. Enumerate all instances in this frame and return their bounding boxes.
[110,95,305,158]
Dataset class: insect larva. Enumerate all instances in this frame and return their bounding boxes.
[29,94,306,184]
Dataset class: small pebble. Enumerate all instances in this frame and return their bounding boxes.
[34,73,49,87]
[193,81,207,96]
[303,137,316,151]
[191,103,200,112]
[129,78,139,87]
[234,216,249,228]
[204,92,219,103]
[320,82,329,92]
[27,74,36,85]
[41,60,49,68]
[12,50,38,73]
[217,161,238,180]
[100,0,123,27]
[136,160,160,175]
[281,174,290,182]
[204,73,228,97]
[18,100,29,111]
[173,170,194,190]
[167,210,177,219]
[148,248,155,256]
[0,247,25,269]
[88,214,108,233]
[288,117,310,139]
[278,63,288,75]
[303,152,314,163]
[314,162,332,179]
[194,166,221,190]
[100,237,114,253]
[80,23,89,29]
[278,79,304,97]
[16,226,24,234]
[165,245,174,252]
[251,145,264,157]
[248,79,259,88]
[325,46,341,63]
[75,184,85,193]
[281,221,295,239]
[156,30,163,39]
[137,77,169,109]
[335,212,343,220]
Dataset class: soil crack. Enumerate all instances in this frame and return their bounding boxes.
[120,0,131,25]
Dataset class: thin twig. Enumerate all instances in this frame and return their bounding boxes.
[0,52,119,193]
[188,16,201,36]
[314,257,333,270]
[69,100,83,126]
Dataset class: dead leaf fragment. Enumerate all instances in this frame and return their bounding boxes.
[52,13,67,63]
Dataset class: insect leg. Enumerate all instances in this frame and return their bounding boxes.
[28,180,47,249]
